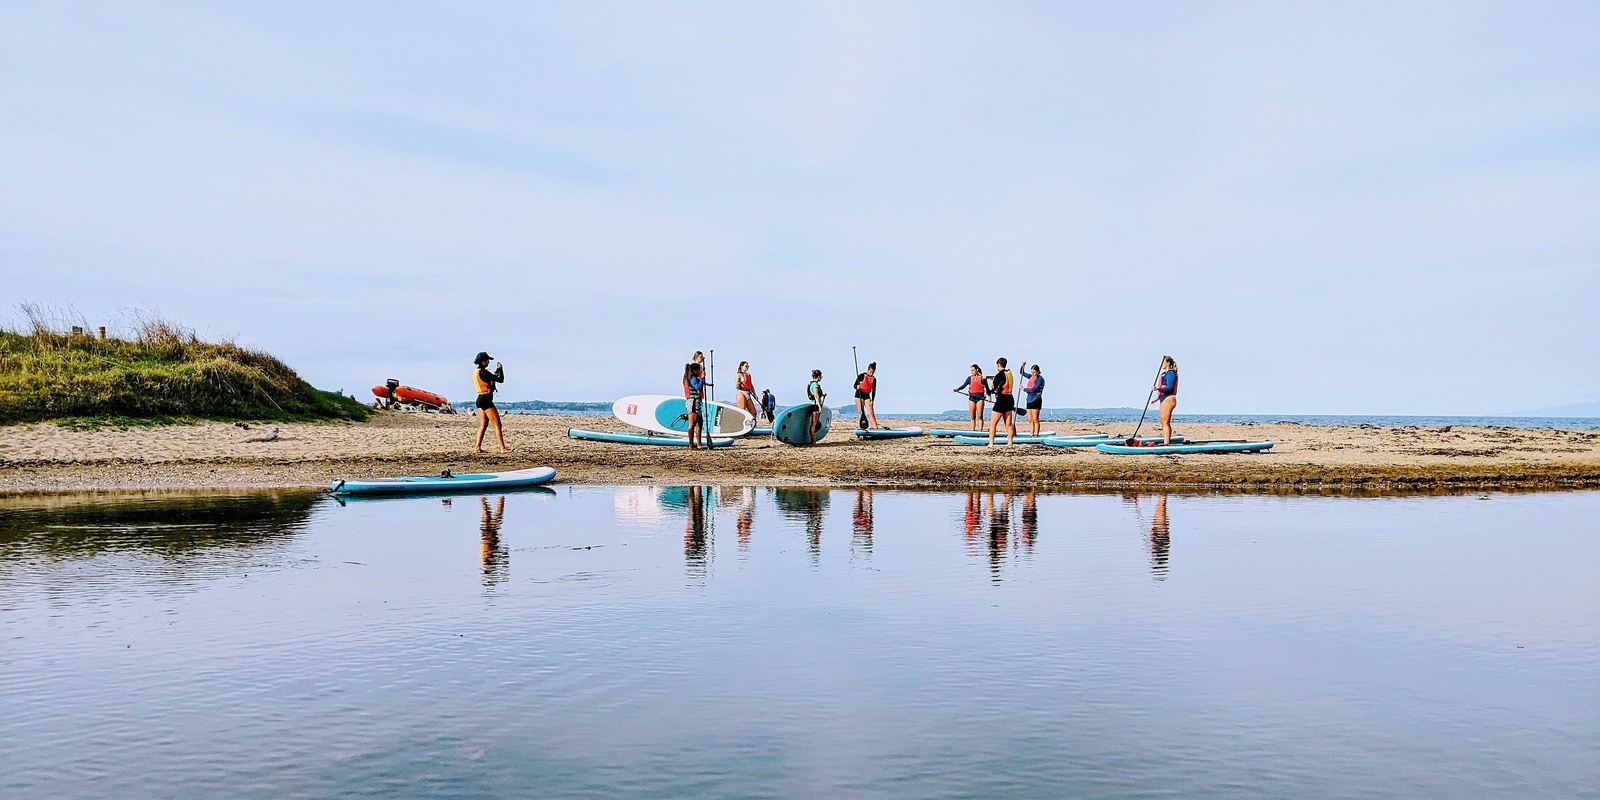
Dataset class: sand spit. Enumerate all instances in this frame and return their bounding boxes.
[2,412,1598,494]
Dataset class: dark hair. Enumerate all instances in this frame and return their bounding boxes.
[811,369,822,379]
[1031,364,1042,374]
[683,362,701,382]
[997,357,1008,367]
[970,364,981,372]
[867,362,876,370]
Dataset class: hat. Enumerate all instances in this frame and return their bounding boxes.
[474,351,492,364]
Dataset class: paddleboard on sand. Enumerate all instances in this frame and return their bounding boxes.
[1095,440,1271,455]
[569,428,736,447]
[772,403,832,445]
[330,466,556,495]
[930,428,1063,438]
[1041,435,1185,448]
[854,426,925,439]
[613,394,755,437]
[951,433,1064,445]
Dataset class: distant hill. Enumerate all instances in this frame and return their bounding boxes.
[1505,401,1600,417]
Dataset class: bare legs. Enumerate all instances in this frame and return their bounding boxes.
[1158,396,1176,444]
[475,407,508,453]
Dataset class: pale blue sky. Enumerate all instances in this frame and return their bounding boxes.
[3,2,1596,414]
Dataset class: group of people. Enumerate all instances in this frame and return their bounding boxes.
[953,355,1180,445]
[468,348,1182,453]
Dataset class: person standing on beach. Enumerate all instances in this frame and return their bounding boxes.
[807,369,826,441]
[954,365,987,430]
[986,357,1017,445]
[1021,364,1045,436]
[1152,356,1179,445]
[472,351,508,453]
[854,362,880,430]
[734,361,760,423]
[760,389,777,424]
[684,362,708,450]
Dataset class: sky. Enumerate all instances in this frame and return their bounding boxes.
[2,1,1596,415]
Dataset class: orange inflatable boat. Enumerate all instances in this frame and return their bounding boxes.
[372,383,450,409]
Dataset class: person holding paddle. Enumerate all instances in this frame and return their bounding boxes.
[1152,356,1179,444]
[807,369,827,441]
[734,361,760,422]
[954,364,986,430]
[1021,364,1045,436]
[684,362,708,450]
[853,362,880,430]
[986,357,1017,445]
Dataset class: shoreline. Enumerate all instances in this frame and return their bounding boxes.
[3,413,1599,494]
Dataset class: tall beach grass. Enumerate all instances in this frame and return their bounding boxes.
[0,305,370,425]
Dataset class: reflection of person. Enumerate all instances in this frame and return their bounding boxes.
[736,486,755,550]
[986,492,1012,583]
[479,496,507,586]
[685,485,710,579]
[852,488,874,555]
[954,365,986,431]
[1020,491,1038,553]
[986,358,1017,445]
[472,352,508,454]
[853,362,879,430]
[963,490,982,543]
[1149,494,1171,580]
[1152,356,1179,445]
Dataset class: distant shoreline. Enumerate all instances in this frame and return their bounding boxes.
[4,413,1598,494]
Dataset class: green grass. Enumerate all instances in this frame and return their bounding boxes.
[0,313,371,426]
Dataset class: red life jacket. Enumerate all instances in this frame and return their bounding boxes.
[737,372,754,392]
[967,375,984,394]
[858,374,875,394]
[683,376,691,399]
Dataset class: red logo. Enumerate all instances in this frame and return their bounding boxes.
[626,404,637,415]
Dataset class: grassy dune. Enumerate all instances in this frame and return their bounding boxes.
[0,312,369,426]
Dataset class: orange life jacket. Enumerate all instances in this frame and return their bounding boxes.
[967,375,984,394]
[473,369,493,395]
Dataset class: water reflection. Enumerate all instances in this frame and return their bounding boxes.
[1122,493,1173,581]
[852,489,874,559]
[774,489,830,564]
[683,485,713,581]
[0,490,319,561]
[955,490,1042,584]
[479,496,508,587]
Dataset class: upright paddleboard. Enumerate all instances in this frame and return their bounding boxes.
[772,403,832,445]
[330,466,556,495]
[613,394,756,437]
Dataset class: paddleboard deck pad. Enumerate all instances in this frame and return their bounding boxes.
[613,394,755,437]
[330,466,556,495]
[772,403,832,445]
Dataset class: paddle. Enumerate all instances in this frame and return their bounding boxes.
[1127,359,1165,445]
[706,349,716,451]
[852,346,866,430]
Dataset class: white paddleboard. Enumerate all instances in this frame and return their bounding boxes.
[613,394,756,437]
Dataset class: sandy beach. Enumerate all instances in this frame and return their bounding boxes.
[3,411,1598,493]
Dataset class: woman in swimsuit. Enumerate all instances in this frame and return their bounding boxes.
[953,364,986,431]
[1021,364,1045,436]
[472,351,508,454]
[684,362,707,450]
[1152,356,1179,445]
[734,361,760,423]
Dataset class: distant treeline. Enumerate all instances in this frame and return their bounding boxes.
[0,306,370,425]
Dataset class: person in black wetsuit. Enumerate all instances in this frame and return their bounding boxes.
[473,351,507,453]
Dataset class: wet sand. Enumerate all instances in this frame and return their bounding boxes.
[3,412,1598,493]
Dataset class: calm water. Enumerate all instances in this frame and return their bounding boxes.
[2,487,1596,799]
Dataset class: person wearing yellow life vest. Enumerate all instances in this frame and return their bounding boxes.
[472,351,508,454]
[986,357,1018,446]
[953,364,987,431]
[853,362,879,430]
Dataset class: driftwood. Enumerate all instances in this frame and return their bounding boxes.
[242,426,280,443]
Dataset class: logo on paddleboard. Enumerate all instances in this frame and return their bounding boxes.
[626,404,637,415]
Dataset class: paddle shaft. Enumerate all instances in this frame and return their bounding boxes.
[1128,359,1166,443]
[706,349,715,450]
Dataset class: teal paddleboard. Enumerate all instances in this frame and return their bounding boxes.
[1095,440,1271,455]
[772,404,832,445]
[330,466,556,495]
[929,428,1068,438]
[568,428,735,447]
[1040,435,1184,448]
[853,426,925,439]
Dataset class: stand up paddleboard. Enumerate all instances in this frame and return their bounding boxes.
[853,426,925,439]
[772,403,832,445]
[330,466,556,495]
[1041,435,1184,448]
[613,394,756,437]
[928,429,1075,438]
[569,428,736,447]
[1096,440,1271,455]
